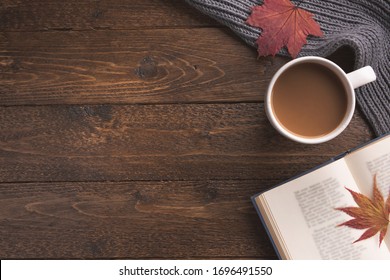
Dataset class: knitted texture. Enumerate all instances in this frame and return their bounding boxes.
[185,0,390,136]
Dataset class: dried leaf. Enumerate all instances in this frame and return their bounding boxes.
[336,175,390,246]
[246,0,323,58]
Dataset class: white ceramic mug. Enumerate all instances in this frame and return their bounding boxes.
[265,56,376,144]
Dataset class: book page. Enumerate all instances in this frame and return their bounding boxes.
[345,134,390,247]
[261,158,390,259]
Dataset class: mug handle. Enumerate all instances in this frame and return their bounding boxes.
[346,66,376,89]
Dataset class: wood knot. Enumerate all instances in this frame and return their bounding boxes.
[68,105,112,122]
[133,190,151,203]
[205,187,218,202]
[134,56,158,79]
[92,9,104,19]
[0,57,21,72]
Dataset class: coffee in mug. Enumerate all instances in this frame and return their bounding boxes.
[272,62,348,138]
[265,56,376,144]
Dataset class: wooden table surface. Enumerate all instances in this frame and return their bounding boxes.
[0,0,374,259]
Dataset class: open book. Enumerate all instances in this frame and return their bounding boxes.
[252,133,390,260]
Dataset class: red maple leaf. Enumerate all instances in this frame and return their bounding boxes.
[336,175,390,246]
[246,0,323,58]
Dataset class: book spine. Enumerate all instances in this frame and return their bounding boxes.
[250,195,282,260]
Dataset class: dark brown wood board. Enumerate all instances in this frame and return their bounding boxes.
[0,0,371,259]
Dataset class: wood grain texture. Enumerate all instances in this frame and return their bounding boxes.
[0,180,280,259]
[0,0,371,260]
[0,0,217,31]
[0,104,373,183]
[0,28,288,105]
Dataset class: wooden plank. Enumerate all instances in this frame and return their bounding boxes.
[0,0,217,31]
[0,28,288,105]
[0,180,276,259]
[0,103,373,183]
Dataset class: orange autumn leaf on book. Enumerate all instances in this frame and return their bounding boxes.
[336,175,390,246]
[246,0,323,58]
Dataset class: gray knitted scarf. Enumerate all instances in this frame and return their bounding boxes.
[185,0,389,136]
